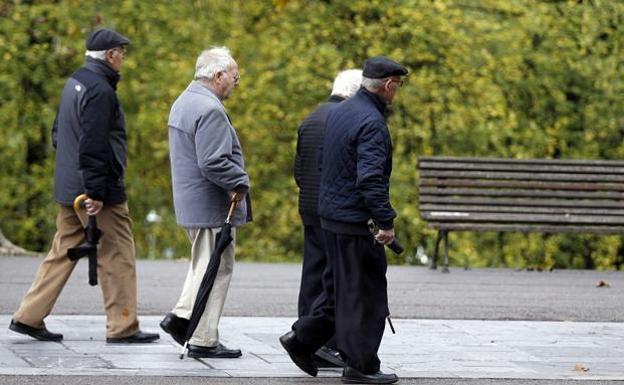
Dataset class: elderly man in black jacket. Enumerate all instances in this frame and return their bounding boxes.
[9,29,159,344]
[294,69,362,368]
[280,57,407,385]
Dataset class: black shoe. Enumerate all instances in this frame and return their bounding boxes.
[160,313,189,346]
[315,345,345,368]
[106,330,160,344]
[342,366,399,384]
[279,330,318,377]
[9,319,63,342]
[187,343,242,358]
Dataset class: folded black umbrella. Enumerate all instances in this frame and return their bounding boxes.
[67,194,102,286]
[180,198,238,359]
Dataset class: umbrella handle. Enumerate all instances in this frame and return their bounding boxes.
[73,194,89,213]
[225,199,238,224]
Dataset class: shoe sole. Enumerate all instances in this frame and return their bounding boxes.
[9,323,62,342]
[341,376,399,384]
[106,337,160,344]
[279,335,318,377]
[159,321,186,346]
[187,352,242,359]
[341,378,399,384]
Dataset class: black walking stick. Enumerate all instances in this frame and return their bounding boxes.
[67,194,102,286]
[368,219,402,334]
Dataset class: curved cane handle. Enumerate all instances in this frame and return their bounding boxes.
[73,194,89,212]
[225,199,238,224]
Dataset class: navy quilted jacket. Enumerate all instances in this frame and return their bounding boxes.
[318,87,396,230]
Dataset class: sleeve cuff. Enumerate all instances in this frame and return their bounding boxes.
[377,218,394,230]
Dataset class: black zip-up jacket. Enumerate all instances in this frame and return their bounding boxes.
[52,57,127,205]
[294,95,344,226]
[318,87,396,233]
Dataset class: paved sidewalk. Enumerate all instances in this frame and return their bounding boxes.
[1,315,623,381]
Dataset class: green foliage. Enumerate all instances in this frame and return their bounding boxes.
[1,0,623,269]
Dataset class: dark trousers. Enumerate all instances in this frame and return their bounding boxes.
[293,229,389,374]
[297,224,337,349]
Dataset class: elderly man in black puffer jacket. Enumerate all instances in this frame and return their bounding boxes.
[280,57,408,385]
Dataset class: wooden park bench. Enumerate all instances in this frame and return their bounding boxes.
[418,156,624,272]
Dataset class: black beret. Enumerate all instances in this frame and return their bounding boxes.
[85,28,131,51]
[362,56,408,79]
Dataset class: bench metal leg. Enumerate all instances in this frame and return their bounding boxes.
[442,230,450,273]
[431,231,442,270]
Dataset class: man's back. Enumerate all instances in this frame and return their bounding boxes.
[318,88,393,225]
[53,58,127,206]
[294,95,344,225]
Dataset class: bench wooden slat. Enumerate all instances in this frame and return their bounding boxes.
[422,212,624,225]
[419,187,624,199]
[419,160,624,174]
[419,156,624,167]
[419,195,624,209]
[426,222,624,234]
[419,204,624,216]
[419,169,624,182]
[419,178,624,192]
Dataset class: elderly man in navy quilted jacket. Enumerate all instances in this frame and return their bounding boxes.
[280,56,407,385]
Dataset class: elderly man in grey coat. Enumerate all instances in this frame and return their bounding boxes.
[160,46,251,359]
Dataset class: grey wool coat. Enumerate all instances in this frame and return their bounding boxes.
[168,81,251,228]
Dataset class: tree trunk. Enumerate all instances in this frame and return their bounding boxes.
[0,229,31,255]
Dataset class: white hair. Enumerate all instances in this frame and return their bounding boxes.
[194,46,234,81]
[361,76,386,91]
[85,50,107,60]
[331,69,363,98]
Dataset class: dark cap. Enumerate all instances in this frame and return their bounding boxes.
[85,28,131,51]
[362,56,408,79]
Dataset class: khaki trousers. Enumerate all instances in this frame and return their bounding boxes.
[172,227,235,347]
[13,203,140,338]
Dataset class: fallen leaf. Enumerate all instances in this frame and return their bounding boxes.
[574,363,590,372]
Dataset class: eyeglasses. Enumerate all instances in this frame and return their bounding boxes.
[388,79,404,87]
[109,46,127,56]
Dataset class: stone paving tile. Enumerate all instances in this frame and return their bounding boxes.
[1,315,623,380]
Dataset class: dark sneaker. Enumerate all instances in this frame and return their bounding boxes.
[9,319,63,342]
[342,366,399,384]
[106,331,160,344]
[187,343,242,358]
[315,345,345,368]
[279,330,318,377]
[160,312,189,346]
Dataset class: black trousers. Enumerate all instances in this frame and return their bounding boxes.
[293,229,389,374]
[298,224,337,349]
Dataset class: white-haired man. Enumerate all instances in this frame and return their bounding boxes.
[293,69,362,368]
[160,47,251,358]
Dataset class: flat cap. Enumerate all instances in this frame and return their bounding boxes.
[362,56,408,79]
[85,28,131,51]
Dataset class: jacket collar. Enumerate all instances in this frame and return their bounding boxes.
[84,57,120,89]
[187,80,223,106]
[328,95,345,103]
[357,87,386,114]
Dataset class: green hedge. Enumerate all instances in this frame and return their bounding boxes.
[1,0,623,269]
